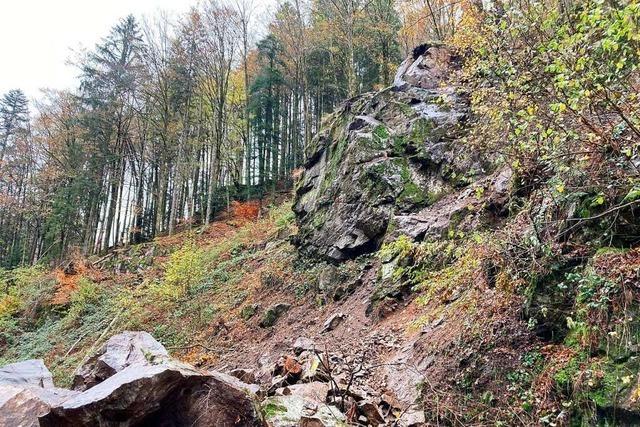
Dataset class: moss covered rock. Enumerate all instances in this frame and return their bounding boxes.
[259,303,291,328]
[293,45,479,262]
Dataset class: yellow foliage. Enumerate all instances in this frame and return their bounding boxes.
[0,294,21,319]
[161,241,208,297]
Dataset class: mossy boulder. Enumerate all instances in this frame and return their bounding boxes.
[241,304,259,321]
[259,303,291,328]
[261,395,346,426]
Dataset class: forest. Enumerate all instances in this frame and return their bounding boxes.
[2,0,640,425]
[0,0,450,266]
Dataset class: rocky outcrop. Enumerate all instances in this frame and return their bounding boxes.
[389,166,513,241]
[293,43,483,262]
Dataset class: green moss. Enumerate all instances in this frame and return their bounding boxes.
[446,209,469,239]
[553,356,582,393]
[260,309,277,327]
[391,135,408,155]
[398,181,427,207]
[395,158,429,209]
[391,100,416,117]
[360,160,400,195]
[311,209,327,229]
[553,352,637,420]
[409,118,435,142]
[426,189,444,205]
[587,359,635,408]
[414,240,483,305]
[594,247,629,258]
[241,304,258,321]
[371,236,418,302]
[319,136,349,193]
[373,124,390,140]
[378,235,415,263]
[263,402,287,418]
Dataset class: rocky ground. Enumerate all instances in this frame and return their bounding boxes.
[0,329,422,426]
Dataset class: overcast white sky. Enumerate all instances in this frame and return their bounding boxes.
[0,0,271,102]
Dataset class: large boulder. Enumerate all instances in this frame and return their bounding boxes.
[293,44,478,262]
[0,358,76,427]
[1,332,264,426]
[72,330,169,391]
[41,361,263,426]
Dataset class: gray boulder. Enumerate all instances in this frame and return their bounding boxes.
[275,382,331,402]
[293,337,317,355]
[72,330,169,391]
[212,370,263,397]
[322,313,346,333]
[0,359,71,426]
[41,361,263,426]
[0,359,54,388]
[262,394,345,427]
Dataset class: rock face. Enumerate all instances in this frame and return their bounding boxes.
[293,43,480,261]
[72,330,170,391]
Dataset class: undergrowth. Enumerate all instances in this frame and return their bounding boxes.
[0,200,299,385]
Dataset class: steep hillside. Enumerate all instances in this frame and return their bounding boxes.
[0,44,537,422]
[3,10,640,426]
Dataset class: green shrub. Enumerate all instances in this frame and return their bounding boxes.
[65,278,102,323]
[161,241,208,297]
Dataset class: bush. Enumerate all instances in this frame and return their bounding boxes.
[161,241,208,297]
[0,266,49,319]
[64,277,103,324]
[457,1,640,242]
